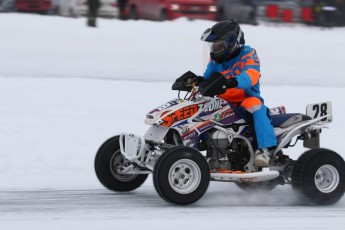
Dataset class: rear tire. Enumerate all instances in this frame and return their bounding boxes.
[153,146,210,205]
[95,136,148,192]
[291,148,345,205]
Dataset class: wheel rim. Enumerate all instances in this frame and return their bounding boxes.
[168,159,201,194]
[110,150,138,182]
[314,164,340,193]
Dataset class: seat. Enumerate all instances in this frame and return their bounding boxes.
[271,113,311,128]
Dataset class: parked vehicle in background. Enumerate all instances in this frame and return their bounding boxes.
[0,0,15,12]
[57,0,79,16]
[51,0,62,14]
[216,0,258,25]
[257,0,301,22]
[127,0,217,21]
[15,0,52,14]
[57,0,118,18]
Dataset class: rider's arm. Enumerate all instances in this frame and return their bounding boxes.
[203,60,217,80]
[234,49,261,90]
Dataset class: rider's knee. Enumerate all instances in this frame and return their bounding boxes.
[241,97,262,113]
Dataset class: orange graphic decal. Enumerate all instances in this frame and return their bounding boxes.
[161,105,198,127]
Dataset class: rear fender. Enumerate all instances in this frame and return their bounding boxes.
[273,114,331,155]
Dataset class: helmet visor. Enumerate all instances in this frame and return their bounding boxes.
[209,41,229,55]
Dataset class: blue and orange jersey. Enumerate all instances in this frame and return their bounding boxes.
[203,45,263,106]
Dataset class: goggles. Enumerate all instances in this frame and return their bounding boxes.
[209,41,228,54]
[210,33,239,52]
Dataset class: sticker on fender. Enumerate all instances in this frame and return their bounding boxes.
[306,101,332,122]
[161,105,199,127]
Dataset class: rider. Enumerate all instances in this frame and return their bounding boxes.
[199,20,277,167]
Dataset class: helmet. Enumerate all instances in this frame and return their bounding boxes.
[201,20,245,63]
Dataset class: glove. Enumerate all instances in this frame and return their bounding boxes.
[225,77,238,88]
[199,72,227,96]
[196,76,204,84]
[172,71,201,91]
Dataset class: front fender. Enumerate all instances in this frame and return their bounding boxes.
[143,125,170,143]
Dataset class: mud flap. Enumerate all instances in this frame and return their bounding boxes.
[303,130,320,149]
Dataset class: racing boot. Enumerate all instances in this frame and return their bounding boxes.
[255,148,271,167]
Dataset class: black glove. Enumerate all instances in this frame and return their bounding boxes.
[199,72,228,96]
[225,77,238,88]
[172,71,203,91]
[196,76,204,83]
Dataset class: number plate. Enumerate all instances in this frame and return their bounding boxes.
[306,101,332,122]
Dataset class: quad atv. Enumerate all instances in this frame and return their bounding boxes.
[95,74,345,205]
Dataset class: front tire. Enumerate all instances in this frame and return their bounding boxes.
[291,148,345,205]
[95,136,148,192]
[153,146,210,205]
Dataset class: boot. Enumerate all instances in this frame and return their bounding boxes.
[255,148,271,167]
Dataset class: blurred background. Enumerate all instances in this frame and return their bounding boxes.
[0,0,344,27]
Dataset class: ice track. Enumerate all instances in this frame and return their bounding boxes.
[1,183,345,230]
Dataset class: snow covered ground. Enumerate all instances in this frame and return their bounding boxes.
[0,14,345,229]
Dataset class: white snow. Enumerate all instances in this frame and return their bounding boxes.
[0,13,345,229]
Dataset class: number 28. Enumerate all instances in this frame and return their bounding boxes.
[313,103,327,121]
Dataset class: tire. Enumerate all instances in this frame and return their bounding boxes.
[291,148,345,205]
[153,146,210,205]
[95,135,148,192]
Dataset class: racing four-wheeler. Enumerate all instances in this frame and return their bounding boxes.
[95,74,345,205]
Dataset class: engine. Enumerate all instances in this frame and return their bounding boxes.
[207,130,231,171]
[206,130,250,171]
